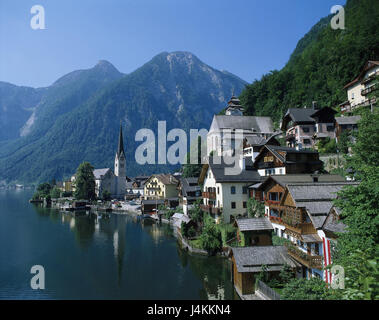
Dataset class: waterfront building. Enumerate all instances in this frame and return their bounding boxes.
[233,217,274,247]
[177,177,202,215]
[143,174,179,200]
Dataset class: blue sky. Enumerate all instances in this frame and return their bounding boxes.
[0,0,346,88]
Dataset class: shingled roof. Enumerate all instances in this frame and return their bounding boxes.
[210,115,274,134]
[335,115,361,125]
[205,156,262,183]
[235,217,273,232]
[286,182,359,228]
[232,246,300,273]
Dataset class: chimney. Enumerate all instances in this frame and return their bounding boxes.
[239,157,246,171]
[312,101,319,110]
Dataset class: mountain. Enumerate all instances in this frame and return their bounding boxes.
[240,0,379,122]
[0,51,247,184]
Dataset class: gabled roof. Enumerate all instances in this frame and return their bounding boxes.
[179,177,201,197]
[283,182,359,228]
[235,217,273,232]
[93,168,112,180]
[232,246,300,273]
[199,156,262,184]
[254,145,319,166]
[254,174,346,190]
[322,206,347,235]
[146,174,179,186]
[210,115,274,133]
[344,61,379,89]
[335,115,361,125]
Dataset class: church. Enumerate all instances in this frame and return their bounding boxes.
[93,125,127,199]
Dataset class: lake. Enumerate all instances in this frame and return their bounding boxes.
[0,190,237,300]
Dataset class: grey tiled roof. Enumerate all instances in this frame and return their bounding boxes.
[287,183,358,201]
[213,115,274,133]
[335,116,361,125]
[284,108,317,123]
[232,246,300,273]
[208,157,262,183]
[236,217,273,231]
[179,177,201,197]
[93,168,111,179]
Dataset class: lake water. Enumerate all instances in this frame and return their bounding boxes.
[0,190,237,300]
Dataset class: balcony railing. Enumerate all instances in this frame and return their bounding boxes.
[361,83,378,96]
[285,242,323,269]
[202,192,216,199]
[269,216,283,224]
[200,204,222,215]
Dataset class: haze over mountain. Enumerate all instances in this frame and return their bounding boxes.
[0,51,247,184]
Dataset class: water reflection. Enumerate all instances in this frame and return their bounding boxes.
[27,203,237,299]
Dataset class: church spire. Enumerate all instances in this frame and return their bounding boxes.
[117,123,125,157]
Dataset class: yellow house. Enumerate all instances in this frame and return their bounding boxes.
[144,174,179,200]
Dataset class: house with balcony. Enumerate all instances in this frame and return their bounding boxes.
[280,105,336,149]
[242,134,280,162]
[198,156,261,223]
[143,174,179,200]
[177,177,202,215]
[253,145,324,177]
[207,96,275,157]
[269,181,358,281]
[340,60,379,114]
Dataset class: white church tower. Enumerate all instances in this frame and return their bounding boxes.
[114,124,126,199]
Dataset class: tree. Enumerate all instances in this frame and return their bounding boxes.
[50,186,61,199]
[333,112,379,299]
[74,162,96,200]
[281,278,335,300]
[101,190,111,201]
[199,217,222,254]
[188,200,204,223]
[247,197,265,218]
[32,182,52,200]
[279,264,296,285]
[182,136,204,178]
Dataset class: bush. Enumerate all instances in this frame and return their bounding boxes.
[50,187,61,199]
[199,217,222,254]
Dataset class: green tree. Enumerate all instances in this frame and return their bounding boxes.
[247,197,265,218]
[101,190,112,201]
[281,278,335,300]
[188,200,204,223]
[32,182,52,200]
[50,186,61,199]
[333,112,379,299]
[182,136,204,178]
[73,162,96,200]
[199,217,222,254]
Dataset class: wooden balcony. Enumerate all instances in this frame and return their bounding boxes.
[284,222,316,235]
[361,83,378,96]
[202,192,216,199]
[200,204,222,215]
[269,216,283,224]
[285,243,323,269]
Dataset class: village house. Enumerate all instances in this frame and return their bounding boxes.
[334,115,361,142]
[144,174,179,200]
[231,246,300,297]
[233,217,273,247]
[266,181,358,281]
[340,60,379,114]
[242,135,280,162]
[125,175,148,197]
[198,157,261,223]
[207,96,275,157]
[253,145,324,177]
[280,104,337,149]
[177,177,202,215]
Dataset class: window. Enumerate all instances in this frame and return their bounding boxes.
[327,125,334,132]
[303,139,311,145]
[231,202,236,209]
[303,127,310,133]
[217,187,219,194]
[243,201,247,209]
[231,186,236,194]
[242,187,248,194]
[351,92,355,100]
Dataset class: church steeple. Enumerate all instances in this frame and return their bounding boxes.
[117,123,125,158]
